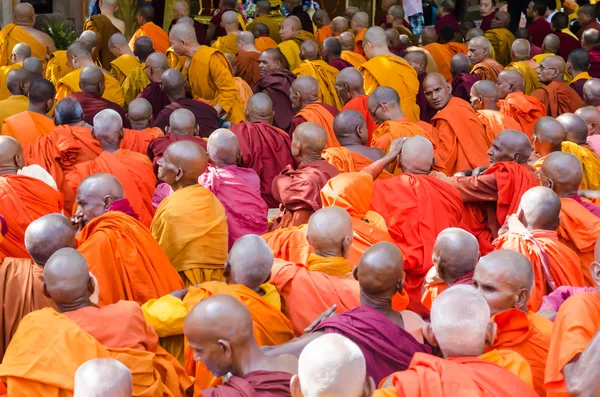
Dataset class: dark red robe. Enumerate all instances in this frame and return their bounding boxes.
[435,14,461,35]
[451,72,480,103]
[417,72,437,123]
[152,97,219,138]
[328,57,353,71]
[480,10,497,32]
[201,371,293,396]
[589,45,600,78]
[137,82,171,120]
[554,30,580,62]
[147,133,208,174]
[527,17,552,47]
[70,92,130,128]
[253,70,297,132]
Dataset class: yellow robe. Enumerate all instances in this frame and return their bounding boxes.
[246,16,282,43]
[187,46,245,123]
[0,95,29,134]
[122,64,151,107]
[360,55,421,122]
[167,48,187,72]
[45,51,70,87]
[277,38,305,71]
[0,62,22,101]
[211,33,240,56]
[0,24,47,68]
[341,51,367,68]
[56,67,125,107]
[505,61,543,95]
[109,54,141,84]
[484,28,516,67]
[561,141,600,189]
[293,60,343,109]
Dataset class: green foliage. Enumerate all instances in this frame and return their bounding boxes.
[115,0,139,39]
[39,21,77,50]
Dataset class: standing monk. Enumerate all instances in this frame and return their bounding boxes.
[336,68,378,144]
[497,69,547,138]
[470,80,521,144]
[506,39,543,95]
[484,11,515,67]
[351,12,369,56]
[0,43,29,101]
[359,27,420,122]
[151,141,228,286]
[0,3,56,67]
[137,52,170,120]
[211,11,242,56]
[278,16,311,71]
[129,6,169,54]
[468,36,504,82]
[0,69,31,134]
[451,53,480,102]
[531,56,584,117]
[83,0,125,69]
[313,10,332,47]
[169,23,244,123]
[235,32,261,87]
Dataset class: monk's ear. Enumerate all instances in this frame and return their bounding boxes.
[119,128,124,140]
[103,194,114,211]
[396,278,404,294]
[14,152,24,170]
[362,376,376,397]
[485,321,498,346]
[289,375,303,397]
[218,339,232,357]
[46,98,55,114]
[165,126,171,134]
[223,261,231,281]
[87,276,95,297]
[590,261,600,287]
[422,322,438,347]
[175,167,184,182]
[194,125,200,137]
[352,266,359,281]
[515,287,529,310]
[341,235,353,259]
[244,109,249,119]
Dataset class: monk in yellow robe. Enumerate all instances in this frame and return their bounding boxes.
[2,79,55,146]
[359,27,420,122]
[0,70,31,135]
[0,43,30,101]
[151,141,228,286]
[469,36,504,81]
[278,16,312,71]
[56,42,124,107]
[246,1,282,43]
[45,50,69,87]
[484,11,515,66]
[170,23,244,123]
[339,32,367,68]
[211,11,242,56]
[0,3,55,68]
[505,39,543,94]
[107,33,140,84]
[128,6,169,54]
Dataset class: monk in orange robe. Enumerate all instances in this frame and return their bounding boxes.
[289,76,340,147]
[532,55,585,117]
[469,36,505,81]
[0,137,64,262]
[83,0,124,69]
[351,12,369,56]
[473,250,552,396]
[313,10,332,47]
[494,188,587,312]
[235,32,261,87]
[66,109,156,228]
[423,73,489,175]
[121,98,164,155]
[2,78,55,146]
[359,27,420,122]
[252,23,279,52]
[271,123,340,229]
[341,47,367,68]
[384,286,538,397]
[226,53,254,109]
[336,68,378,145]
[470,80,522,144]
[210,11,242,56]
[421,27,454,81]
[128,6,169,54]
[497,69,547,138]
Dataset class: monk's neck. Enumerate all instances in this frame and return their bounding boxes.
[348,89,365,99]
[389,110,406,121]
[28,104,49,116]
[369,48,393,58]
[572,69,586,77]
[247,116,271,123]
[481,102,498,111]
[186,43,202,58]
[360,291,395,316]
[231,342,267,377]
[57,299,95,314]
[77,60,97,69]
[554,186,579,198]
[313,248,344,257]
[0,167,19,175]
[338,135,363,147]
[100,143,121,152]
[130,121,150,130]
[299,99,318,109]
[297,153,323,164]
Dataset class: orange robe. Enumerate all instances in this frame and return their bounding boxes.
[293,60,342,109]
[66,149,156,228]
[77,211,184,306]
[295,103,339,147]
[423,43,453,82]
[370,173,464,315]
[531,81,585,117]
[315,25,332,47]
[342,95,378,145]
[471,58,504,82]
[211,33,239,55]
[445,42,468,56]
[0,95,29,134]
[234,76,253,110]
[0,175,63,262]
[370,119,432,152]
[1,111,55,146]
[430,97,490,175]
[235,50,261,87]
[354,28,367,56]
[120,127,164,155]
[498,92,546,138]
[255,36,278,52]
[545,291,600,395]
[341,50,367,68]
[476,109,522,145]
[0,24,47,68]
[128,22,170,54]
[494,217,587,312]
[321,146,391,179]
[488,308,550,396]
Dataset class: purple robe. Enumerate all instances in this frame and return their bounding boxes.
[435,14,461,35]
[451,72,480,102]
[480,10,497,32]
[540,286,597,320]
[569,194,600,218]
[202,371,293,397]
[328,57,353,71]
[137,82,171,120]
[314,305,432,384]
[254,70,297,132]
[589,45,600,79]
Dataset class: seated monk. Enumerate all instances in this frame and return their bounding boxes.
[230,93,294,208]
[46,48,71,89]
[468,36,504,81]
[336,68,378,144]
[121,37,154,107]
[289,76,340,146]
[497,69,546,137]
[359,27,420,122]
[235,31,261,87]
[531,116,566,170]
[246,1,281,44]
[404,51,436,122]
[423,73,489,175]
[278,16,310,71]
[211,11,241,56]
[293,40,342,110]
[540,152,600,285]
[506,39,543,95]
[56,42,124,107]
[74,358,133,396]
[473,250,552,396]
[137,52,170,120]
[153,68,219,138]
[322,37,353,71]
[567,49,591,99]
[368,86,432,153]
[83,0,124,68]
[121,98,164,155]
[575,106,600,153]
[531,55,584,117]
[66,109,156,227]
[0,3,56,67]
[381,285,538,396]
[184,295,297,396]
[351,12,369,56]
[73,173,183,305]
[0,43,30,101]
[271,122,340,229]
[470,80,521,144]
[151,141,228,286]
[389,6,417,46]
[551,12,581,61]
[449,130,538,254]
[496,187,586,311]
[2,77,55,145]
[128,6,169,54]
[0,69,31,134]
[583,78,600,106]
[254,48,297,131]
[252,23,278,52]
[484,11,515,67]
[531,34,561,66]
[225,53,254,110]
[451,53,480,102]
[142,235,295,388]
[199,129,268,248]
[420,27,454,82]
[0,137,63,261]
[70,65,129,128]
[107,33,140,84]
[339,31,368,68]
[313,9,332,47]
[270,207,361,335]
[267,242,430,384]
[169,23,244,123]
[78,30,103,67]
[369,136,464,315]
[421,228,479,310]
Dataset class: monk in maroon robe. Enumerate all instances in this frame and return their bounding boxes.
[405,52,437,123]
[202,372,294,396]
[587,42,600,78]
[552,13,580,61]
[526,2,552,47]
[230,94,295,208]
[450,54,480,102]
[138,82,171,120]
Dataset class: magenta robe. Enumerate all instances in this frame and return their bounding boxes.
[201,371,293,396]
[253,70,296,132]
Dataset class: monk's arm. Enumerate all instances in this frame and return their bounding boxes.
[361,138,405,178]
[209,55,239,116]
[449,173,498,203]
[563,329,600,397]
[206,23,217,45]
[263,331,324,357]
[431,120,458,174]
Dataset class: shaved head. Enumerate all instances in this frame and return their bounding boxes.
[252,23,270,38]
[584,78,600,106]
[93,109,123,146]
[450,53,471,75]
[421,26,438,46]
[256,0,271,14]
[344,6,360,23]
[575,106,600,135]
[471,80,498,101]
[6,68,32,96]
[339,32,356,51]
[405,51,428,75]
[43,248,91,306]
[237,31,255,45]
[433,228,479,285]
[300,40,319,60]
[146,51,169,69]
[539,56,566,83]
[363,26,388,49]
[351,11,369,30]
[207,128,240,166]
[74,358,132,397]
[322,37,342,59]
[222,10,238,25]
[176,16,195,26]
[292,121,328,156]
[79,30,99,51]
[533,116,566,156]
[511,38,530,61]
[312,9,331,28]
[55,98,84,125]
[333,110,367,144]
[127,98,152,126]
[518,186,561,230]
[170,22,199,43]
[466,28,485,41]
[331,16,349,36]
[489,130,533,164]
[108,32,129,48]
[75,173,124,227]
[168,108,197,135]
[25,214,76,266]
[307,207,354,258]
[291,75,319,106]
[28,78,56,105]
[161,68,185,98]
[582,28,600,51]
[423,73,453,110]
[336,67,364,90]
[496,69,524,98]
[385,29,400,47]
[79,65,104,93]
[23,56,43,78]
[468,36,492,64]
[400,136,435,173]
[173,0,190,14]
[557,113,590,145]
[246,92,273,121]
[540,151,584,194]
[14,2,35,24]
[281,16,302,40]
[542,33,560,54]
[226,235,274,291]
[160,141,208,189]
[0,136,22,174]
[133,37,154,62]
[356,242,404,296]
[12,43,31,62]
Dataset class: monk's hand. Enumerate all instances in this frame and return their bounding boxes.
[170,288,189,300]
[214,104,225,118]
[472,166,489,176]
[386,137,407,163]
[304,304,337,333]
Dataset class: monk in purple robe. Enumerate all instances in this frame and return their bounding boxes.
[405,51,437,122]
[451,54,480,102]
[322,37,354,71]
[137,53,171,120]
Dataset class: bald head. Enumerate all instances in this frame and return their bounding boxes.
[292,121,328,158]
[351,11,369,31]
[291,75,319,106]
[146,51,169,71]
[170,22,199,44]
[173,0,190,16]
[400,136,435,173]
[161,68,185,98]
[322,37,342,59]
[93,109,123,146]
[331,16,349,36]
[55,98,84,125]
[356,242,404,297]
[24,214,76,266]
[399,35,412,50]
[43,248,91,306]
[584,78,600,106]
[67,42,92,69]
[312,9,331,28]
[492,10,510,29]
[511,38,530,61]
[252,23,270,38]
[133,36,154,62]
[363,26,388,49]
[433,228,479,285]
[423,73,453,110]
[568,48,590,75]
[539,56,566,83]
[533,116,566,155]
[575,106,600,135]
[496,69,525,98]
[336,67,364,90]
[366,86,401,123]
[333,110,367,145]
[74,358,132,397]
[344,6,360,23]
[300,40,319,61]
[79,65,104,93]
[160,141,208,188]
[385,29,400,47]
[339,32,356,51]
[490,130,532,164]
[207,128,240,167]
[127,98,152,127]
[468,36,491,64]
[465,27,484,41]
[405,51,427,75]
[307,207,354,257]
[99,0,118,11]
[540,151,584,194]
[11,43,31,63]
[222,10,239,27]
[471,80,499,109]
[281,16,302,40]
[518,186,561,230]
[246,93,274,122]
[557,113,589,145]
[256,0,271,15]
[168,108,197,135]
[226,235,274,291]
[22,57,42,79]
[177,16,195,26]
[79,30,99,51]
[0,136,22,174]
[421,26,438,46]
[237,31,255,46]
[450,53,471,75]
[14,2,35,25]
[6,68,32,96]
[582,28,600,51]
[541,33,560,54]
[108,33,130,57]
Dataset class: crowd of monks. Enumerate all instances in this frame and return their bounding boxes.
[0,0,600,395]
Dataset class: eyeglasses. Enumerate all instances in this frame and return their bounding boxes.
[537,65,558,72]
[370,103,383,119]
[143,65,152,73]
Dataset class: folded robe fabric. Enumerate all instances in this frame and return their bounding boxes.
[498,92,546,138]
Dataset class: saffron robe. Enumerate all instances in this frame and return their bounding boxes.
[0,24,47,67]
[476,109,522,145]
[471,58,504,82]
[292,60,342,109]
[56,67,125,107]
[531,81,585,117]
[235,50,261,87]
[485,28,516,66]
[2,111,55,146]
[84,14,121,68]
[498,92,546,138]
[342,95,378,145]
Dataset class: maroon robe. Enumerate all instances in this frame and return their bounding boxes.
[147,133,208,174]
[70,92,130,128]
[530,43,543,57]
[480,10,497,32]
[253,70,297,132]
[328,57,353,71]
[107,198,139,220]
[554,30,580,62]
[451,72,480,102]
[589,45,600,78]
[453,269,475,285]
[577,20,600,39]
[230,120,295,208]
[201,371,293,396]
[314,306,432,385]
[137,82,171,120]
[389,45,407,58]
[152,97,219,138]
[168,18,207,45]
[570,78,587,99]
[289,103,339,137]
[435,14,461,35]
[527,17,552,47]
[417,72,437,123]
